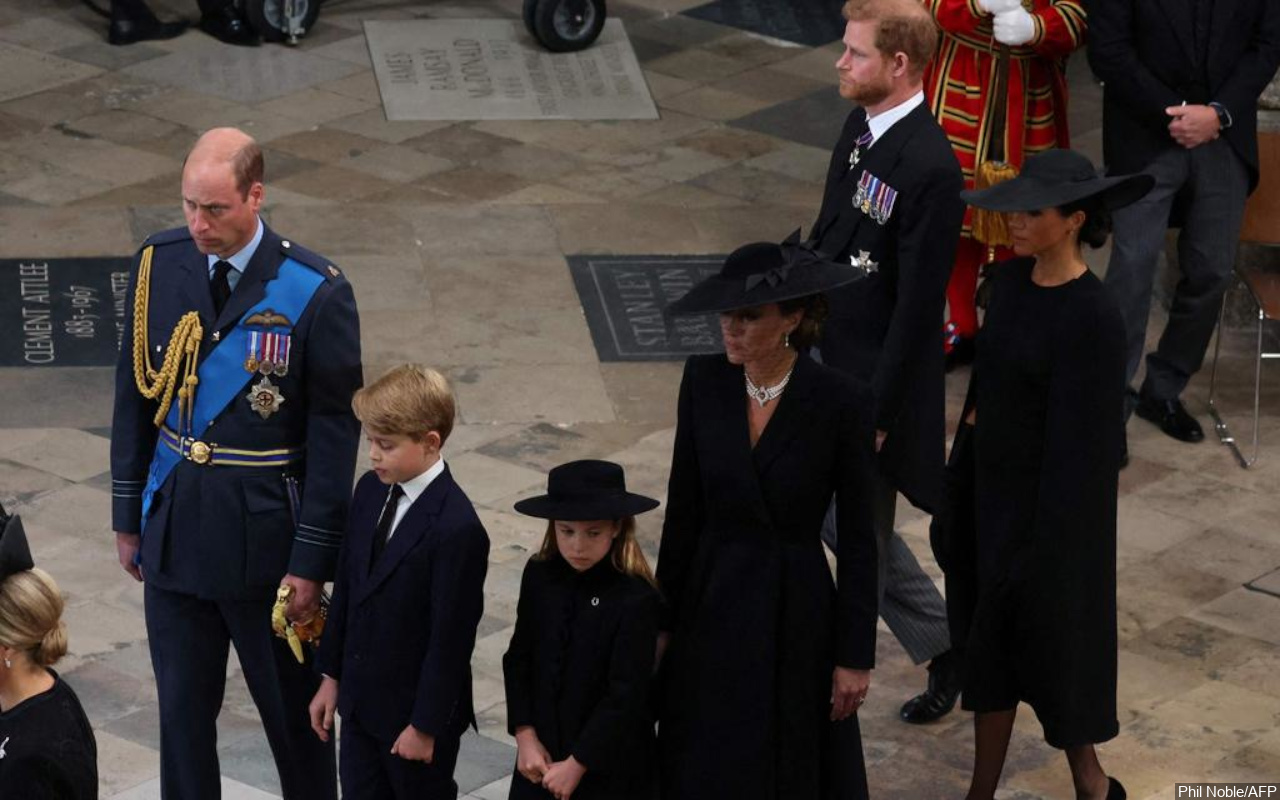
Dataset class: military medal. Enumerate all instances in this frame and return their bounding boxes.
[848,130,874,169]
[851,250,879,275]
[852,170,898,225]
[247,376,285,419]
[245,331,261,373]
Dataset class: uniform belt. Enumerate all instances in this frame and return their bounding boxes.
[159,426,304,467]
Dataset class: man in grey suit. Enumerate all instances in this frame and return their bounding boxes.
[1088,0,1280,448]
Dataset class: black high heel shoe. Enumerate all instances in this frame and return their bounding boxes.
[1106,777,1126,800]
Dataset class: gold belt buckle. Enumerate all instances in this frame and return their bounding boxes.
[187,439,212,465]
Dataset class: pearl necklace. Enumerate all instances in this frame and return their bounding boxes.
[745,363,795,408]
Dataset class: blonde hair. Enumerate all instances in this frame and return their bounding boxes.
[352,364,455,444]
[842,0,940,79]
[0,568,68,668]
[535,517,659,590]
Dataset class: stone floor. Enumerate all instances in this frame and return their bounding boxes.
[1,0,1279,798]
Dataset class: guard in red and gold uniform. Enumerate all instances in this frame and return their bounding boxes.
[922,0,1085,369]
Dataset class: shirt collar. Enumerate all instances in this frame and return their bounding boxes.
[866,91,925,143]
[207,217,264,275]
[397,458,446,506]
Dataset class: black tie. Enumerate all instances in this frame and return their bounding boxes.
[210,260,234,316]
[371,484,405,567]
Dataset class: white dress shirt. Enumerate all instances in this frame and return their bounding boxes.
[384,458,446,542]
[866,90,926,145]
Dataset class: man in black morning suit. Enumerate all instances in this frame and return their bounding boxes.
[1088,0,1280,448]
[111,128,362,799]
[811,0,967,723]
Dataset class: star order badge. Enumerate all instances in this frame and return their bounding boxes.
[247,377,285,419]
[851,251,880,275]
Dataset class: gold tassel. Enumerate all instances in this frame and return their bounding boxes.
[970,160,1019,261]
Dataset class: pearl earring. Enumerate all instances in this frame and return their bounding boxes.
[3,657,10,669]
[783,332,791,349]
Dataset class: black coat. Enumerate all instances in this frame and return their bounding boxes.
[110,223,363,596]
[1087,0,1280,192]
[810,104,966,514]
[0,672,97,799]
[502,554,660,800]
[317,468,490,742]
[656,353,879,800]
[946,261,1125,748]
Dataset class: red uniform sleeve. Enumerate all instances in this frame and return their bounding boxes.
[927,0,988,37]
[1028,0,1086,60]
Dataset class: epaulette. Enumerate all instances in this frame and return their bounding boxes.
[139,227,192,250]
[278,237,345,282]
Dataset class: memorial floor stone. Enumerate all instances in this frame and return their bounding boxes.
[0,257,131,368]
[567,254,724,362]
[683,0,846,47]
[365,19,657,121]
[123,41,363,105]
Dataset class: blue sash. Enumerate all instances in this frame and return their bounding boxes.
[140,258,324,527]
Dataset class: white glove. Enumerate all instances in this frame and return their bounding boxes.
[976,0,1023,15]
[993,7,1035,45]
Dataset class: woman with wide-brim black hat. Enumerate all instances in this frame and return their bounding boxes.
[941,149,1153,800]
[502,460,662,800]
[656,233,880,800]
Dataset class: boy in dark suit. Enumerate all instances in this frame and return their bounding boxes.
[310,364,490,800]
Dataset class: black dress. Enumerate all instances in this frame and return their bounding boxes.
[955,259,1125,748]
[0,670,99,799]
[502,553,660,800]
[656,353,879,800]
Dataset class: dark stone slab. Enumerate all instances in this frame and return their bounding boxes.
[683,0,845,47]
[0,257,132,367]
[729,85,849,151]
[54,40,167,71]
[567,255,725,362]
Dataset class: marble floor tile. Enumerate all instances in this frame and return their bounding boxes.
[0,41,102,103]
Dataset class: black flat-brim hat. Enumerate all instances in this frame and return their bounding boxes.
[961,149,1154,212]
[666,229,868,316]
[515,460,660,521]
[0,504,34,582]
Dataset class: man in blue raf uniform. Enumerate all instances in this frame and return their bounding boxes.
[111,127,362,799]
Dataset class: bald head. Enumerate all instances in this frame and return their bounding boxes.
[842,0,939,80]
[185,127,264,199]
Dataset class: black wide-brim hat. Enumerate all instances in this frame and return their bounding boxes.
[515,460,660,521]
[961,149,1154,212]
[0,503,35,582]
[666,229,868,316]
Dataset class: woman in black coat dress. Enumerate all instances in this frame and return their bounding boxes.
[0,507,98,800]
[503,460,662,800]
[658,237,880,800]
[945,150,1153,800]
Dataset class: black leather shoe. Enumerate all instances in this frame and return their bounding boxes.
[944,336,976,374]
[1106,777,1127,800]
[108,15,188,45]
[200,7,260,46]
[1134,396,1204,443]
[900,651,960,724]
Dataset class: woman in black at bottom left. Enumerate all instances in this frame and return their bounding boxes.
[0,505,98,799]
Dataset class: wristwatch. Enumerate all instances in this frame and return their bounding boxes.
[1209,101,1233,130]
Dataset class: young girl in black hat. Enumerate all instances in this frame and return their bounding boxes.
[503,460,661,800]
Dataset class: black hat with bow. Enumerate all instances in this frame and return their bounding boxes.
[666,229,869,316]
[0,504,34,582]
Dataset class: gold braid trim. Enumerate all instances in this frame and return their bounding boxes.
[131,246,204,428]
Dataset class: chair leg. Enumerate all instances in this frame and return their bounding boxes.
[1209,292,1226,413]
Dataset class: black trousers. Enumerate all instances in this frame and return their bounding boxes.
[338,712,462,800]
[144,583,337,800]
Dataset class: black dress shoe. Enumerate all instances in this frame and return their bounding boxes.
[1106,776,1127,800]
[900,651,960,724]
[108,15,188,45]
[944,336,976,374]
[200,7,260,46]
[1134,396,1204,443]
